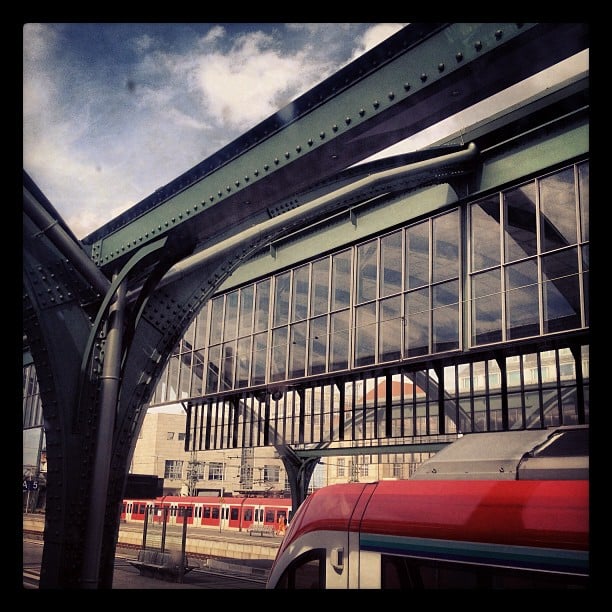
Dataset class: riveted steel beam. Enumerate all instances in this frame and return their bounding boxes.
[83,23,588,273]
[23,22,589,589]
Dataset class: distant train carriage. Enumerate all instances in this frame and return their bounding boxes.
[121,494,293,533]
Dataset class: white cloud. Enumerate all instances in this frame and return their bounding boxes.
[349,23,407,62]
[191,31,328,131]
[201,25,225,45]
[21,23,415,238]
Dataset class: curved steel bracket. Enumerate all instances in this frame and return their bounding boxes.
[76,237,168,416]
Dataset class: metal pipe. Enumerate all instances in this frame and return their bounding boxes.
[80,276,126,588]
[23,186,111,296]
[156,143,478,291]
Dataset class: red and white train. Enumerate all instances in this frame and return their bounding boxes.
[121,495,293,534]
[266,426,590,589]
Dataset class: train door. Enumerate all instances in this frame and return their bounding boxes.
[192,502,203,526]
[176,502,193,525]
[262,505,279,531]
[241,503,256,531]
[152,503,164,524]
[200,502,218,528]
[168,502,179,525]
[130,501,148,522]
[219,500,230,530]
[227,503,243,530]
[267,529,352,588]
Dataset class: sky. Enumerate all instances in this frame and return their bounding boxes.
[23,22,588,240]
[23,22,409,239]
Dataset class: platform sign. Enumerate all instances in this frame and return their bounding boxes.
[23,479,38,491]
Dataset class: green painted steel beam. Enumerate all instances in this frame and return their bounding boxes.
[294,441,452,459]
[84,23,588,272]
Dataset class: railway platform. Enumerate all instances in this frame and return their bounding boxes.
[23,513,282,573]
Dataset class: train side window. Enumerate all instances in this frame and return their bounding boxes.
[413,558,588,589]
[381,555,421,588]
[212,507,219,519]
[265,510,275,523]
[418,562,484,588]
[273,549,325,589]
[230,508,239,520]
[244,509,253,521]
[203,507,211,519]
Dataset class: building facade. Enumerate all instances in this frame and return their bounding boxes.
[24,152,590,509]
[153,160,589,452]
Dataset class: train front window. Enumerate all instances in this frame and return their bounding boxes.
[273,549,325,589]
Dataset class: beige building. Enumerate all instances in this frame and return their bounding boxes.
[130,408,292,497]
[129,402,433,498]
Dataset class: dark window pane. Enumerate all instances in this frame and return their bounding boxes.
[540,167,578,252]
[311,258,330,316]
[380,230,402,297]
[504,182,537,262]
[579,161,589,242]
[223,290,238,341]
[471,196,501,271]
[505,259,539,339]
[309,315,328,375]
[235,337,251,388]
[432,280,459,352]
[379,296,402,362]
[357,239,378,303]
[355,303,376,366]
[406,221,429,288]
[251,332,267,386]
[254,279,271,332]
[206,345,221,394]
[210,297,223,344]
[195,302,209,349]
[329,310,350,371]
[471,269,502,345]
[274,272,291,327]
[220,341,235,390]
[270,327,288,382]
[291,265,310,322]
[405,288,429,357]
[238,285,254,337]
[331,249,351,310]
[288,321,307,379]
[433,210,459,282]
[542,248,581,333]
[191,349,204,396]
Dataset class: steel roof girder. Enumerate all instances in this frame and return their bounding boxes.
[87,22,588,269]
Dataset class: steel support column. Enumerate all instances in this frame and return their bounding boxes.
[80,276,126,588]
[279,446,321,510]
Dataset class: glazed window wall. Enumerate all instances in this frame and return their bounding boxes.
[23,363,43,428]
[470,161,589,346]
[189,339,588,449]
[151,161,588,407]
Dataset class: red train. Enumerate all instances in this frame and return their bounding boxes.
[266,478,589,589]
[121,494,293,534]
[267,426,590,589]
